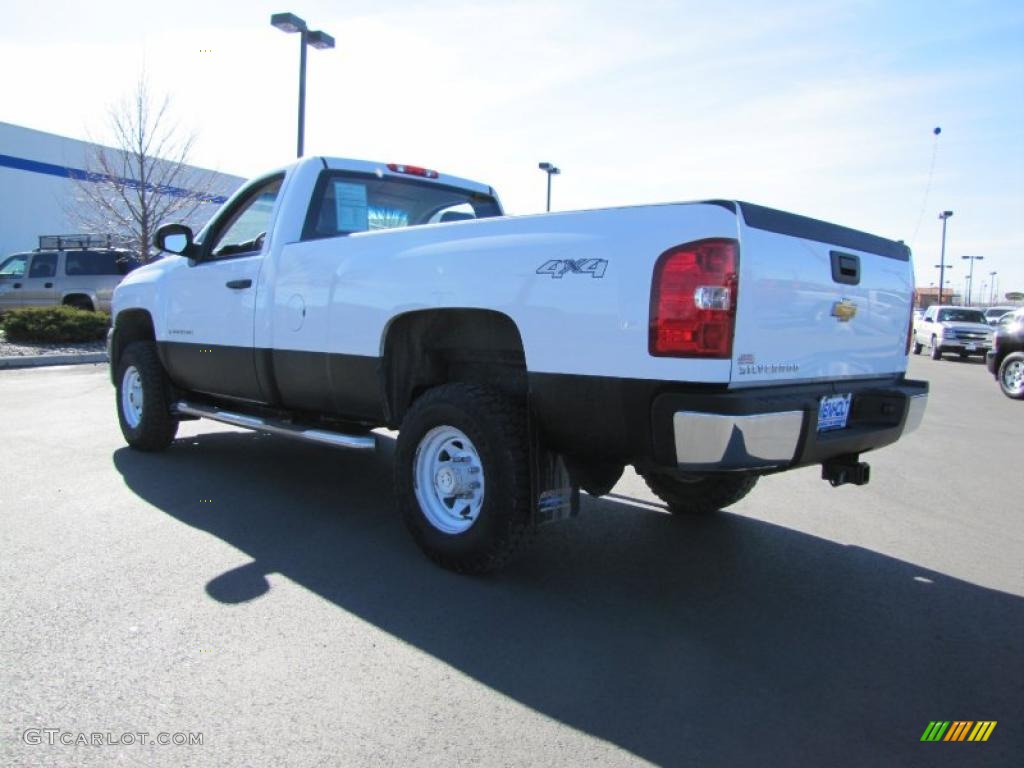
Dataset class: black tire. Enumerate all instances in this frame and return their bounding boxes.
[912,340,923,355]
[115,341,178,451]
[998,351,1024,400]
[394,383,534,574]
[642,471,758,515]
[64,295,94,312]
[930,337,942,360]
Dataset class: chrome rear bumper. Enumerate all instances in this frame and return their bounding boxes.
[671,389,928,472]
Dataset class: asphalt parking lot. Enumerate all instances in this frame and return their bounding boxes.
[1,356,1021,767]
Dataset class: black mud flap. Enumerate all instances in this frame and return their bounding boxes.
[529,416,579,525]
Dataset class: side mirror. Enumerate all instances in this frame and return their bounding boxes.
[155,223,196,257]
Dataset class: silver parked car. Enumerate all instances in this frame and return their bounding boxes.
[984,306,1017,326]
[0,236,140,313]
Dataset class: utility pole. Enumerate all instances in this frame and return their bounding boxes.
[961,255,984,306]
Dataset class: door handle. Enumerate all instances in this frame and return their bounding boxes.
[226,279,252,290]
[45,282,54,288]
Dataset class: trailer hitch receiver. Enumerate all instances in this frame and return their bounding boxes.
[822,455,871,487]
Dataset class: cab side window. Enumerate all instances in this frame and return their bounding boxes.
[208,177,283,259]
[65,251,121,276]
[29,253,58,278]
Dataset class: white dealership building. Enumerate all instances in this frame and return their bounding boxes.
[0,121,243,258]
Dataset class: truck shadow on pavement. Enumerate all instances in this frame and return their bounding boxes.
[113,431,1022,767]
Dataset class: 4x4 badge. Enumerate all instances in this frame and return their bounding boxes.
[536,258,608,279]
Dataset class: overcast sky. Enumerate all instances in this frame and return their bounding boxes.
[2,0,1022,298]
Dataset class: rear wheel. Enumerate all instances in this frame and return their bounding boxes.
[641,471,758,515]
[64,295,94,312]
[998,352,1024,399]
[116,341,178,451]
[912,340,923,355]
[395,383,534,573]
[930,336,942,360]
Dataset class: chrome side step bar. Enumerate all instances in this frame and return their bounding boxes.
[173,400,376,451]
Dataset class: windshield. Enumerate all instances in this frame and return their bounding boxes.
[985,308,1011,319]
[302,172,501,240]
[937,309,986,323]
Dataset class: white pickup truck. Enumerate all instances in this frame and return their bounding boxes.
[109,156,928,572]
[912,304,994,360]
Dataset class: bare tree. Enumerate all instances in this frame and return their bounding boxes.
[69,75,221,262]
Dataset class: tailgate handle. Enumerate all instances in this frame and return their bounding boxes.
[830,251,860,285]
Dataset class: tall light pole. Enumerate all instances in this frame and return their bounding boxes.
[271,12,335,158]
[538,162,560,212]
[934,263,951,304]
[961,255,984,306]
[989,271,998,305]
[937,210,953,304]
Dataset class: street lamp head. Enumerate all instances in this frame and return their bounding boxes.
[939,210,953,219]
[538,162,560,174]
[306,30,335,49]
[271,12,307,33]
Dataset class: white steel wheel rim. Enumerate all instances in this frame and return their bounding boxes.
[412,425,485,534]
[122,365,144,428]
[1004,359,1024,393]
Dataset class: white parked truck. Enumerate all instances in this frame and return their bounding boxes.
[912,304,994,360]
[109,156,928,572]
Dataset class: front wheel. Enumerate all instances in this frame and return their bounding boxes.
[394,383,534,573]
[116,341,178,451]
[930,337,942,360]
[641,471,759,515]
[998,352,1024,399]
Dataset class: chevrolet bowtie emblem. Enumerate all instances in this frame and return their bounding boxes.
[832,299,858,322]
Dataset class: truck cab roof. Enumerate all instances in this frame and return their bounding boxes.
[320,157,495,198]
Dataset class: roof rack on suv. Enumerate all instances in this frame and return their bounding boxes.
[37,234,122,251]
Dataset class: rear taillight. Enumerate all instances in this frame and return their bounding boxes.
[649,238,738,358]
[906,310,914,355]
[387,163,439,179]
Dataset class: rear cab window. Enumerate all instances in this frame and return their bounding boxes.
[301,172,501,241]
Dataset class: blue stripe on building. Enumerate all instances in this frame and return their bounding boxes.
[0,153,229,204]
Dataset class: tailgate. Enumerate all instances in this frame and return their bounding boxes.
[731,203,912,386]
